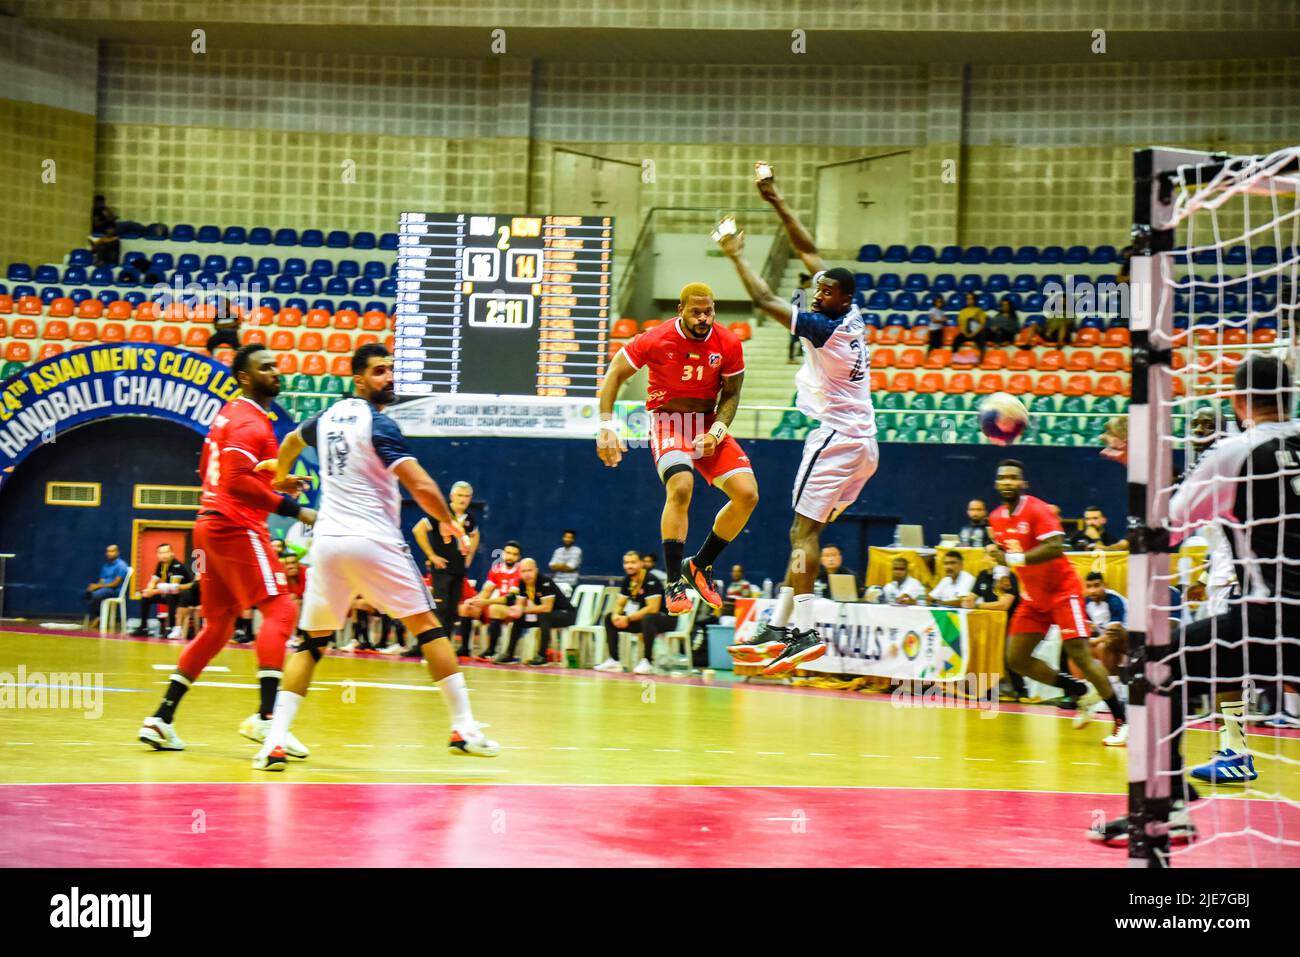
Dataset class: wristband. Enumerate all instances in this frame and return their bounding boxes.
[275,495,302,519]
[1006,552,1025,567]
[598,420,621,437]
[708,422,728,443]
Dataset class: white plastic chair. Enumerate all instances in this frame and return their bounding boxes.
[660,595,704,674]
[566,585,620,667]
[99,566,133,634]
[515,583,600,663]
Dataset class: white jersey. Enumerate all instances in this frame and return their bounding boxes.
[789,290,876,438]
[300,397,416,545]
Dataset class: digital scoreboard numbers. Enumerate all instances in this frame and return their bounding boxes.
[393,213,613,398]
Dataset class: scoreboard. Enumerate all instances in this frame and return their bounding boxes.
[393,213,614,398]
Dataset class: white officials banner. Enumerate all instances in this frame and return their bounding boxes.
[386,393,600,438]
[733,598,969,682]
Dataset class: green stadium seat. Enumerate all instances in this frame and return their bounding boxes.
[938,393,969,412]
[909,394,937,412]
[1060,395,1090,415]
[876,392,905,411]
[295,395,323,418]
[289,374,316,393]
[320,375,346,394]
[1091,396,1120,415]
[1,360,24,380]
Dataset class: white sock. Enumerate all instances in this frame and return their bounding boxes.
[1285,691,1300,716]
[438,671,474,728]
[770,587,794,628]
[1220,700,1246,752]
[793,593,817,632]
[264,690,303,750]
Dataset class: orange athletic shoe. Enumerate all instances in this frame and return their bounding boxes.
[681,558,722,610]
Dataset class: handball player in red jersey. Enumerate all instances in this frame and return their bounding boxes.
[988,459,1127,746]
[597,282,759,619]
[138,344,316,757]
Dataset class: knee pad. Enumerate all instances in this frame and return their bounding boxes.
[416,626,449,648]
[290,632,332,662]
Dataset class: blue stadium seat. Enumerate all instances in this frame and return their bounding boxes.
[378,232,399,250]
[1193,313,1219,328]
[336,260,360,279]
[1039,273,1065,291]
[1090,244,1118,264]
[884,313,910,328]
[1172,314,1190,330]
[1023,293,1046,311]
[1012,246,1039,264]
[352,278,376,296]
[1080,316,1106,330]
[338,299,362,313]
[1221,292,1242,313]
[300,229,324,248]
[310,298,333,312]
[910,245,936,263]
[1039,245,1064,264]
[352,232,377,250]
[171,224,196,242]
[326,277,350,296]
[1222,246,1247,266]
[1011,274,1036,293]
[1192,249,1217,266]
[1106,315,1128,329]
[326,230,350,248]
[283,258,307,277]
[62,266,87,284]
[97,289,121,306]
[274,228,299,246]
[256,257,280,276]
[1063,245,1089,264]
[860,312,882,328]
[88,267,113,286]
[245,275,270,293]
[203,254,228,273]
[1000,292,1022,309]
[230,255,254,274]
[148,252,174,272]
[285,297,309,313]
[388,259,400,276]
[985,274,1010,293]
[69,288,93,304]
[902,273,928,292]
[1254,315,1279,330]
[936,245,962,264]
[126,251,151,271]
[851,291,867,309]
[975,292,996,311]
[362,261,386,280]
[1252,246,1278,265]
[310,259,334,277]
[944,293,965,309]
[273,275,297,294]
[957,274,982,294]
[1193,291,1214,312]
[378,278,396,297]
[988,246,1013,264]
[930,274,955,294]
[1225,314,1249,330]
[34,265,59,283]
[39,286,64,304]
[872,274,898,294]
[256,294,279,311]
[12,284,35,300]
[248,227,272,246]
[221,272,246,288]
[960,246,988,264]
[1251,292,1272,312]
[1022,313,1045,329]
[124,291,147,307]
[857,244,882,262]
[893,291,919,310]
[197,225,221,243]
[1252,275,1277,294]
[68,248,93,267]
[222,226,247,244]
[195,270,220,287]
[169,271,193,288]
[881,244,908,263]
[363,300,388,314]
[121,222,146,239]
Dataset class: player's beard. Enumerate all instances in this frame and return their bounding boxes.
[372,386,396,406]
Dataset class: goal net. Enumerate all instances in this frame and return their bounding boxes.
[1128,145,1300,867]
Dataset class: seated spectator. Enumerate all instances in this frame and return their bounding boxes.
[964,543,1020,614]
[207,297,243,355]
[1068,505,1128,551]
[929,550,976,607]
[882,556,926,606]
[92,194,116,235]
[1043,311,1074,346]
[952,292,990,356]
[1083,571,1127,638]
[90,222,121,267]
[815,544,858,594]
[641,551,668,584]
[270,538,286,557]
[595,550,670,674]
[925,294,949,352]
[988,298,1019,345]
[958,498,992,548]
[282,552,306,609]
[83,544,129,625]
[548,529,583,592]
[130,543,195,639]
[722,564,758,617]
[496,558,575,665]
[461,540,525,660]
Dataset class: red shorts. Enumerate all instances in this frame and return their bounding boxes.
[1009,593,1090,642]
[648,410,753,487]
[194,514,286,616]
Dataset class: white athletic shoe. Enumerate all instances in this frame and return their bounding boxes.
[449,722,499,757]
[632,658,654,675]
[1103,722,1129,747]
[238,714,309,759]
[251,744,287,771]
[592,658,621,672]
[377,643,405,655]
[139,716,185,751]
[341,639,361,652]
[167,626,182,640]
[1073,690,1102,729]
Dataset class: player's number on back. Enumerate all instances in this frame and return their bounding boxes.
[681,365,705,381]
[204,439,220,487]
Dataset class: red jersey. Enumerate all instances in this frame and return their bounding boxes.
[284,568,306,600]
[199,396,284,528]
[487,561,523,597]
[621,318,745,411]
[989,494,1082,606]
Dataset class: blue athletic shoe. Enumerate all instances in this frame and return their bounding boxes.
[1190,748,1257,784]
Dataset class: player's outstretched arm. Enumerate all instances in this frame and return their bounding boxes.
[755,162,825,275]
[393,460,463,550]
[271,428,307,490]
[716,228,794,327]
[596,350,634,467]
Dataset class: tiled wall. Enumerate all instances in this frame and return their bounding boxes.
[0,23,98,268]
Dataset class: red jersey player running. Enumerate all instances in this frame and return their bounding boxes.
[138,344,315,756]
[988,459,1127,746]
[597,282,759,625]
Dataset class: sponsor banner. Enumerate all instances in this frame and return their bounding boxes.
[386,392,600,438]
[0,344,295,490]
[734,597,968,682]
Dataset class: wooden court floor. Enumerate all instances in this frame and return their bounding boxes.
[2,628,1297,867]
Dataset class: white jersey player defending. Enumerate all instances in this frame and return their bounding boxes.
[715,161,879,675]
[250,344,498,771]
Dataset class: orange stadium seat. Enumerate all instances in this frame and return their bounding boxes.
[0,318,7,337]
[5,342,32,362]
[161,302,188,322]
[1194,329,1219,347]
[1065,351,1094,371]
[12,318,38,339]
[611,318,638,339]
[1038,349,1065,371]
[640,319,663,332]
[298,331,324,352]
[77,299,105,320]
[1006,373,1033,394]
[870,348,895,368]
[1008,350,1036,371]
[1062,374,1091,396]
[896,348,924,369]
[135,302,159,321]
[155,326,182,346]
[243,329,270,347]
[18,296,42,316]
[1101,328,1130,347]
[42,319,69,341]
[1094,375,1126,397]
[729,322,752,342]
[1033,373,1063,396]
[1223,327,1248,346]
[305,309,331,329]
[608,341,625,361]
[923,348,951,369]
[100,323,127,344]
[275,353,298,374]
[1172,377,1187,397]
[189,304,217,323]
[950,347,981,367]
[887,372,917,392]
[361,310,389,331]
[326,333,352,353]
[126,324,154,343]
[383,334,393,351]
[37,343,64,360]
[71,322,97,343]
[861,326,877,345]
[183,327,208,347]
[268,330,294,350]
[246,305,274,326]
[974,373,1004,394]
[276,308,303,327]
[1096,350,1126,373]
[980,348,1008,370]
[1074,327,1101,347]
[1171,352,1188,370]
[330,355,352,377]
[0,294,13,314]
[48,297,74,318]
[301,353,327,376]
[1252,328,1277,345]
[869,371,886,392]
[917,372,945,393]
[944,372,975,393]
[333,309,359,330]
[353,333,377,348]
[214,348,235,366]
[106,300,133,320]
[875,326,903,346]
[902,327,929,347]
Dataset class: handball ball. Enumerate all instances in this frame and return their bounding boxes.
[978,392,1030,446]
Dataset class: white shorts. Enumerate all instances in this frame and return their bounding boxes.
[299,535,435,632]
[791,426,880,523]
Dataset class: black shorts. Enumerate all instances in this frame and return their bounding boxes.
[1161,602,1300,694]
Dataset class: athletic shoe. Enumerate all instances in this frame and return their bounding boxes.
[341,639,361,652]
[252,744,287,771]
[1072,689,1101,728]
[493,655,520,665]
[681,559,723,610]
[524,656,548,666]
[449,723,499,757]
[376,643,404,655]
[238,714,310,759]
[167,626,182,640]
[593,658,621,672]
[1190,748,1257,783]
[401,645,424,659]
[727,621,789,662]
[663,577,692,615]
[139,716,185,751]
[632,658,654,675]
[1263,712,1300,729]
[1103,722,1129,747]
[1087,805,1197,846]
[130,626,150,637]
[761,628,827,676]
